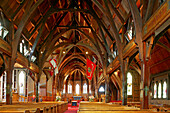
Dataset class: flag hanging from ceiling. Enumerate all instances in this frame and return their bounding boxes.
[86,58,96,80]
[49,57,58,76]
[48,69,53,76]
[49,58,57,68]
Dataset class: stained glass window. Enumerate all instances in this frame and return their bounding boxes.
[0,72,6,100]
[154,83,157,98]
[89,85,91,94]
[99,86,104,92]
[76,84,80,94]
[20,43,23,53]
[83,83,87,94]
[163,81,167,98]
[127,72,132,95]
[158,82,162,98]
[68,84,72,94]
[19,71,25,95]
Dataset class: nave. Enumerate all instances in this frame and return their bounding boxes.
[0,0,170,112]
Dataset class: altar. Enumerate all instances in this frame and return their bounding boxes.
[72,101,77,106]
[73,96,82,100]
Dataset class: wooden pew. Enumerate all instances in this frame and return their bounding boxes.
[0,101,68,113]
[78,102,164,113]
[77,111,167,113]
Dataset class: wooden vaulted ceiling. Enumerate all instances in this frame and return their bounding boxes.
[1,0,139,80]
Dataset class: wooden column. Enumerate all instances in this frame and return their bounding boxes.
[46,77,47,100]
[81,75,83,96]
[73,73,75,95]
[33,80,36,95]
[6,58,12,104]
[105,75,110,103]
[140,42,150,109]
[168,74,170,100]
[52,71,55,101]
[87,80,89,98]
[25,70,28,97]
[35,81,39,102]
[95,86,98,99]
[121,67,127,105]
[66,79,68,95]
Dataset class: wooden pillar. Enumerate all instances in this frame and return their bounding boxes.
[87,80,89,98]
[52,72,55,101]
[105,75,110,103]
[95,86,98,99]
[140,42,150,109]
[168,74,170,100]
[6,58,12,104]
[25,70,28,97]
[46,77,48,100]
[35,81,39,102]
[121,57,129,105]
[73,73,75,95]
[34,81,36,95]
[121,67,127,105]
[66,79,68,95]
[81,75,83,96]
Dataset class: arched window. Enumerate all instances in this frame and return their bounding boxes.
[158,82,162,98]
[89,85,91,94]
[83,83,87,94]
[163,81,167,98]
[76,84,80,94]
[99,86,105,92]
[63,85,65,94]
[127,72,132,95]
[0,22,8,39]
[20,42,23,53]
[68,84,72,94]
[0,71,6,100]
[19,71,25,95]
[154,83,157,98]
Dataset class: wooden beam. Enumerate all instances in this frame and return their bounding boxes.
[156,41,170,52]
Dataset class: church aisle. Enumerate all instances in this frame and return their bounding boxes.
[64,103,79,113]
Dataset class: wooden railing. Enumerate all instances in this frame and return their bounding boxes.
[19,95,28,102]
[27,96,54,102]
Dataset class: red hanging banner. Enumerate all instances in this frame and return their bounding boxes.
[86,58,96,80]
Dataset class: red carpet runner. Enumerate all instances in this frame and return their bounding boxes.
[64,103,79,113]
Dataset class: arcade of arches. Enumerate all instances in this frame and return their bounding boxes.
[0,0,169,112]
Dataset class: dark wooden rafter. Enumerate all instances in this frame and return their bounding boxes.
[59,62,85,76]
[156,41,170,52]
[80,12,107,53]
[127,0,143,61]
[11,0,28,20]
[108,0,124,24]
[29,23,45,61]
[59,54,86,71]
[144,0,155,23]
[12,0,44,65]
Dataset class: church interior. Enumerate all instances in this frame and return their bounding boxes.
[0,0,169,113]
